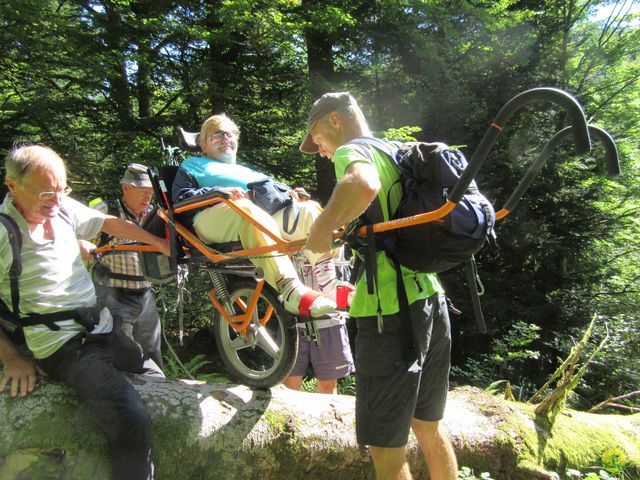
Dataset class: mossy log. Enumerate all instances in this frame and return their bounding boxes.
[0,371,639,480]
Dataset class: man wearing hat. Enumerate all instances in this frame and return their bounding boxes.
[301,93,458,480]
[90,163,163,369]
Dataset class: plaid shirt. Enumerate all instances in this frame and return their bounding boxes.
[93,198,153,290]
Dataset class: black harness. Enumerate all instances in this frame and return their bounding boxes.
[0,210,101,341]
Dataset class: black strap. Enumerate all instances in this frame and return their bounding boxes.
[0,213,22,316]
[0,211,100,333]
[389,255,418,362]
[465,256,487,333]
[281,203,300,235]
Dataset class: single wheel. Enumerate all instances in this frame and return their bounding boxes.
[214,280,298,388]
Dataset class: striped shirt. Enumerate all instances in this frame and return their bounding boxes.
[0,195,112,359]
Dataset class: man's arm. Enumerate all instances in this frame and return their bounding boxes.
[0,328,44,398]
[101,216,170,256]
[306,161,381,254]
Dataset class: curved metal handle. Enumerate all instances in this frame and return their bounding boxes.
[354,87,592,237]
[448,87,591,203]
[496,125,619,219]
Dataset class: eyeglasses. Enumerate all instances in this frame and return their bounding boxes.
[38,186,72,200]
[207,130,238,143]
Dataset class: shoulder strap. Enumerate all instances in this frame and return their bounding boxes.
[97,199,121,247]
[348,137,399,160]
[0,213,22,317]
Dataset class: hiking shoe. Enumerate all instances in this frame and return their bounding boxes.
[277,277,336,318]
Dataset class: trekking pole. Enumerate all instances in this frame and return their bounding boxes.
[356,87,591,237]
[496,125,619,220]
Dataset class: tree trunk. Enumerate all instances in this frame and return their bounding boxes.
[302,0,338,204]
[0,374,638,480]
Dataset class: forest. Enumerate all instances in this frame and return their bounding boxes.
[1,0,639,477]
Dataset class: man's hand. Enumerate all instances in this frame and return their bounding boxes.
[290,187,311,201]
[220,187,250,201]
[306,216,335,254]
[77,239,96,263]
[0,353,45,398]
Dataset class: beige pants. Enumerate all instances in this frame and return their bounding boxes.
[193,199,324,288]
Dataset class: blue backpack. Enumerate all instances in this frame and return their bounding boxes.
[348,137,495,273]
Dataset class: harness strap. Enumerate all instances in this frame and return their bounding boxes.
[464,256,487,333]
[281,203,300,235]
[0,213,22,315]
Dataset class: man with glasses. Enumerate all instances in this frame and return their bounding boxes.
[87,163,164,369]
[0,144,168,479]
[173,114,349,318]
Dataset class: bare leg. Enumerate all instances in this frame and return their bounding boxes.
[283,376,302,390]
[411,419,458,480]
[316,378,337,394]
[369,446,413,480]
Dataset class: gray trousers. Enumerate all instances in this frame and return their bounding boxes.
[96,285,163,369]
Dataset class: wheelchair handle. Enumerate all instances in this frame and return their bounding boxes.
[448,87,591,203]
[496,125,619,219]
[355,87,591,237]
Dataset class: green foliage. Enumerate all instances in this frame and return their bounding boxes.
[1,0,639,409]
[564,446,631,479]
[337,375,356,396]
[163,352,230,383]
[452,321,541,398]
[458,466,495,480]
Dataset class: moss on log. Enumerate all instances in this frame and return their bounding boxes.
[0,371,638,480]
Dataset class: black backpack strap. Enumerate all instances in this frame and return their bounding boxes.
[0,213,22,316]
[20,305,101,332]
[281,203,300,235]
[96,199,121,247]
[389,254,418,362]
[464,256,487,333]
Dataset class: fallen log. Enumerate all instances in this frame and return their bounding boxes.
[0,371,638,479]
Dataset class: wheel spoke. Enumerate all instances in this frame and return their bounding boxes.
[227,334,252,352]
[254,325,281,361]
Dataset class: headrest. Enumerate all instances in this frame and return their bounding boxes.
[176,127,201,152]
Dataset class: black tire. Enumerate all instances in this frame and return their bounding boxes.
[213,280,298,389]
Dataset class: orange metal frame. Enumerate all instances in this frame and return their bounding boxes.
[94,193,490,336]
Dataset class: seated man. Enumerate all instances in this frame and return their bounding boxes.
[0,145,169,480]
[172,114,342,318]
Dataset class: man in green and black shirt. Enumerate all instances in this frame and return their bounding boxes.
[301,93,458,480]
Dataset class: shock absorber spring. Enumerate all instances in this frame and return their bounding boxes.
[209,271,233,313]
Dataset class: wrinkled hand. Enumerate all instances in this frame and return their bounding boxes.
[305,217,335,254]
[0,354,45,398]
[221,187,250,201]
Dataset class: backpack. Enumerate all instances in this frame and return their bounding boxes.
[348,138,495,332]
[349,138,495,273]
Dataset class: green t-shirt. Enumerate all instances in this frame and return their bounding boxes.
[334,140,443,318]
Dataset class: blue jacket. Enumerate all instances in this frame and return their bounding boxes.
[172,156,268,204]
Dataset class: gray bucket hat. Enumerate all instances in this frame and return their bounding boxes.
[120,163,152,188]
[299,92,357,154]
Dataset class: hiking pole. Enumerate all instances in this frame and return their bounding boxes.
[496,125,620,220]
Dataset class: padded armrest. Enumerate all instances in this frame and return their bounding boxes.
[173,190,231,210]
